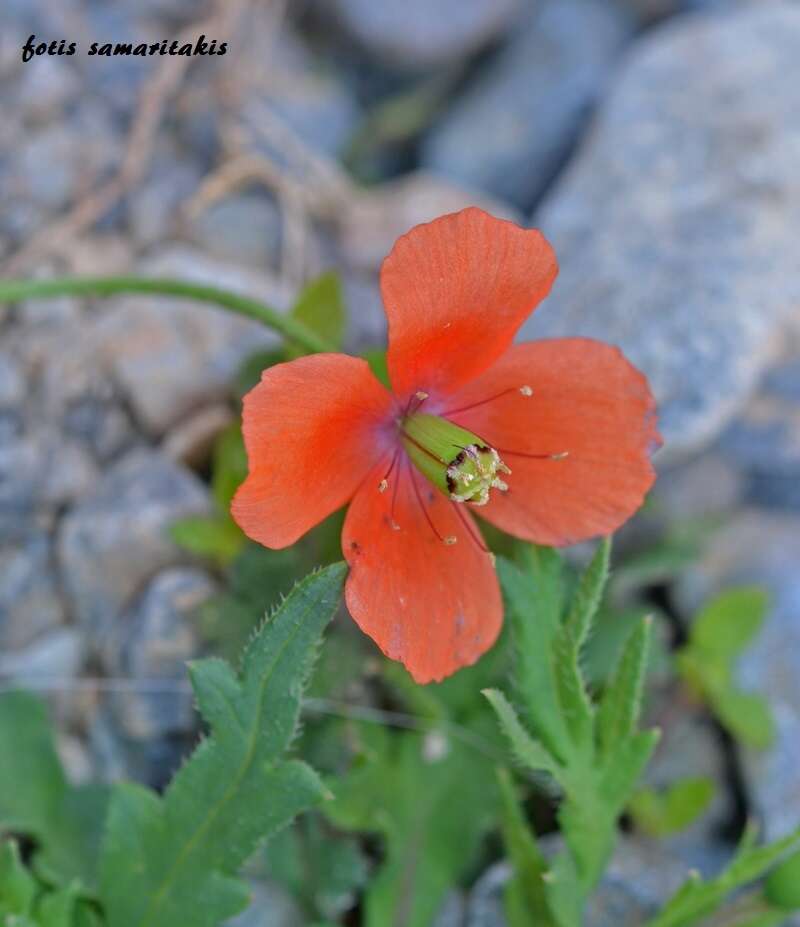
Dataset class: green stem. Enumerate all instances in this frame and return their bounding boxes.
[0,275,336,354]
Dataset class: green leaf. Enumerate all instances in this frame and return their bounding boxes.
[0,840,37,917]
[326,721,499,927]
[170,514,244,566]
[210,423,248,510]
[497,554,570,763]
[362,349,390,389]
[713,690,775,750]
[496,768,556,927]
[483,690,562,780]
[99,563,347,927]
[765,848,800,910]
[630,778,716,838]
[596,617,652,757]
[0,694,109,889]
[645,824,800,927]
[286,272,346,359]
[564,537,611,647]
[35,882,82,927]
[691,587,768,660]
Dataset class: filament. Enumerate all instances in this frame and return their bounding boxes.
[441,385,533,417]
[408,459,456,546]
[450,500,490,554]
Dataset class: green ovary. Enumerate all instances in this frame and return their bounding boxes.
[400,412,510,506]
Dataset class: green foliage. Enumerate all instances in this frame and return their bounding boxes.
[0,840,99,927]
[764,848,800,910]
[644,824,800,927]
[286,272,347,359]
[629,778,715,837]
[496,769,554,927]
[265,815,369,921]
[0,693,109,889]
[171,423,249,567]
[487,539,660,927]
[677,587,774,748]
[326,716,500,927]
[98,563,346,927]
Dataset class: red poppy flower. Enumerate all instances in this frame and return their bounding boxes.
[232,208,660,683]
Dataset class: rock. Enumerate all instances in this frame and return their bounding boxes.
[15,55,80,123]
[62,395,137,463]
[243,24,362,160]
[434,893,467,926]
[0,628,83,684]
[717,341,800,510]
[651,452,744,523]
[104,568,213,741]
[328,0,520,73]
[524,3,800,460]
[467,839,688,926]
[94,247,292,435]
[0,532,65,650]
[339,170,522,271]
[57,449,212,638]
[225,881,304,927]
[129,157,204,246]
[421,0,633,209]
[641,705,732,874]
[675,510,800,843]
[162,402,234,470]
[187,193,282,268]
[0,351,25,407]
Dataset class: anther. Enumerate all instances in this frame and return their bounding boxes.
[378,479,389,493]
[519,385,533,396]
[551,451,569,460]
[444,535,457,546]
[415,391,429,401]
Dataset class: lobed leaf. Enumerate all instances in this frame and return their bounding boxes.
[596,617,652,757]
[99,563,346,927]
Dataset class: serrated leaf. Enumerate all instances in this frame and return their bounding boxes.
[496,768,556,927]
[645,824,800,927]
[483,690,562,780]
[599,729,660,812]
[691,587,768,660]
[564,538,611,647]
[0,694,109,889]
[286,272,346,359]
[596,618,652,757]
[35,882,81,927]
[99,563,346,927]
[497,555,570,763]
[630,778,716,838]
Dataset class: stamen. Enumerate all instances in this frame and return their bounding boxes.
[496,448,569,461]
[409,460,456,546]
[441,385,534,417]
[450,501,491,555]
[378,449,400,492]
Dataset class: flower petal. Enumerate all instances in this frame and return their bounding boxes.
[446,339,661,546]
[232,354,394,549]
[343,457,502,683]
[382,207,558,400]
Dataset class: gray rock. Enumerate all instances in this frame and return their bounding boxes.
[0,351,25,407]
[57,449,211,638]
[187,193,282,268]
[421,0,633,208]
[328,0,520,72]
[0,533,65,650]
[15,55,80,122]
[104,568,213,741]
[62,395,137,463]
[0,628,83,684]
[225,881,303,927]
[129,157,204,246]
[675,510,800,842]
[524,3,800,460]
[467,839,689,926]
[94,247,292,435]
[718,343,800,510]
[243,26,362,160]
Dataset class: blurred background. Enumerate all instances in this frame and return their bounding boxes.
[1,0,799,924]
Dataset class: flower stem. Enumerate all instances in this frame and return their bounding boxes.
[0,275,336,354]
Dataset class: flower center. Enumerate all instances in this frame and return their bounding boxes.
[399,411,510,506]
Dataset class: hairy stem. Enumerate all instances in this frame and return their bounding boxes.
[0,276,336,354]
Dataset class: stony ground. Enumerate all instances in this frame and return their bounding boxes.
[1,0,799,924]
